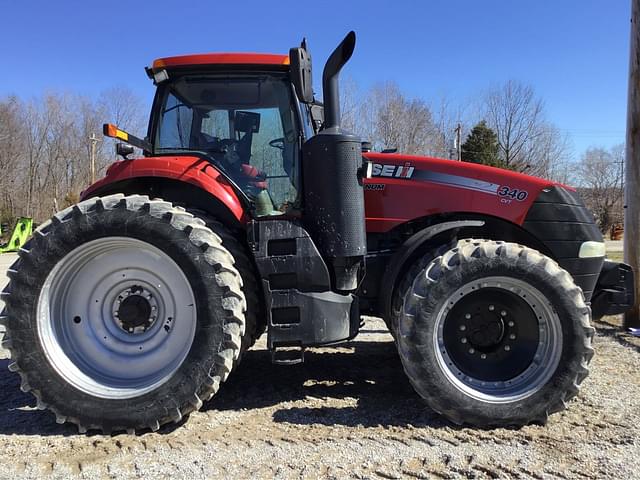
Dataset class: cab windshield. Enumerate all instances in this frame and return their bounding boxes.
[154,74,300,216]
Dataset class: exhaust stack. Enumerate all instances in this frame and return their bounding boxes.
[322,31,356,131]
[302,31,366,292]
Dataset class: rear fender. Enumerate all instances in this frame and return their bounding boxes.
[81,156,247,224]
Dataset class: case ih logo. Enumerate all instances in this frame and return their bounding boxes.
[371,162,415,179]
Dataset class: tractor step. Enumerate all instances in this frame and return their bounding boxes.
[249,219,359,350]
[271,347,305,365]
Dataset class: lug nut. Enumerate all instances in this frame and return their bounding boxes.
[500,310,507,317]
[509,334,516,340]
[504,345,511,351]
[508,321,515,327]
[459,325,467,331]
[488,305,495,311]
[480,354,487,359]
[468,348,475,354]
[461,338,468,344]
[465,313,471,320]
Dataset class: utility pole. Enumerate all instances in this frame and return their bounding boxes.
[624,0,640,328]
[454,123,462,161]
[89,133,99,184]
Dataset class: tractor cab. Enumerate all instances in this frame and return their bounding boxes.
[148,64,310,216]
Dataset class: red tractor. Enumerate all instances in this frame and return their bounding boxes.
[1,32,634,433]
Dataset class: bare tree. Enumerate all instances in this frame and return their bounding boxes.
[483,80,546,170]
[366,82,438,155]
[527,123,574,183]
[0,96,24,221]
[99,86,147,158]
[577,145,624,232]
[339,76,361,135]
[429,94,470,159]
[0,87,146,223]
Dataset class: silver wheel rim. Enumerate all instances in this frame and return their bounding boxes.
[37,237,197,399]
[433,276,562,403]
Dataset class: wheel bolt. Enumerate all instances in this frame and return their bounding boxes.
[459,325,467,331]
[461,338,468,344]
[509,334,516,340]
[465,313,471,320]
[500,310,507,317]
[488,305,495,311]
[508,321,515,327]
[468,348,475,354]
[480,354,487,359]
[504,345,511,351]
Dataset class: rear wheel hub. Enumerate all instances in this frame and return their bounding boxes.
[114,286,157,334]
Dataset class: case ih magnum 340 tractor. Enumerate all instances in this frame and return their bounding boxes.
[1,32,634,433]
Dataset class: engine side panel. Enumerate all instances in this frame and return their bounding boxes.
[362,152,555,232]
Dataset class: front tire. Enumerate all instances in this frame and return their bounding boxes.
[0,194,246,433]
[395,239,594,427]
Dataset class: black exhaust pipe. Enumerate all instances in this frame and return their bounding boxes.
[322,31,356,131]
[302,31,366,292]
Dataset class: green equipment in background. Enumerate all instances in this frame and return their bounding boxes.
[0,217,33,253]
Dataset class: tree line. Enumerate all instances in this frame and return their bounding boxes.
[0,80,624,234]
[0,88,145,227]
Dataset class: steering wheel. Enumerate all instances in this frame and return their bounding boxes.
[269,137,285,151]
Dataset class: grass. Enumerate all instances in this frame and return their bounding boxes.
[606,251,624,263]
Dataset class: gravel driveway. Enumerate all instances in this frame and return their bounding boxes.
[0,252,638,479]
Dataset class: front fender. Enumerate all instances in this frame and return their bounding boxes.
[379,220,485,320]
[81,156,247,223]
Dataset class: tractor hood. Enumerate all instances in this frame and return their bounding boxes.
[362,152,562,233]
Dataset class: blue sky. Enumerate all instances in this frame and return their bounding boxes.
[0,0,630,156]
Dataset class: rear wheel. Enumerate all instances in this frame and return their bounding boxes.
[187,208,266,352]
[0,194,246,433]
[395,239,594,427]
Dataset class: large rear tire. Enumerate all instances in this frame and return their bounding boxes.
[395,239,594,427]
[0,194,246,433]
[186,209,266,352]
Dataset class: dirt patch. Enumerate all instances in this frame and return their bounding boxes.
[0,314,638,479]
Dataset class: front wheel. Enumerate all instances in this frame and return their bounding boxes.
[0,194,246,433]
[395,239,594,427]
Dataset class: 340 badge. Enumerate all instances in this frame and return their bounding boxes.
[497,185,528,201]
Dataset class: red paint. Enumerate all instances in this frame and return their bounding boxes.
[85,152,560,234]
[363,153,557,233]
[81,156,246,222]
[152,53,289,71]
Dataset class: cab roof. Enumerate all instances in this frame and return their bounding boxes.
[152,53,290,71]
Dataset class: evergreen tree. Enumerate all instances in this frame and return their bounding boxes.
[461,121,502,168]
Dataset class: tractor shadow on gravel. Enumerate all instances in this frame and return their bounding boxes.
[0,331,449,435]
[0,359,78,437]
[206,334,450,429]
[593,319,640,354]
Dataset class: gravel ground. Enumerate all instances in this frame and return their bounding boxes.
[0,252,639,479]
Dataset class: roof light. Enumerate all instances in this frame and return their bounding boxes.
[153,69,169,85]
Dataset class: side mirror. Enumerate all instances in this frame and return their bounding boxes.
[310,102,324,132]
[290,39,313,103]
[116,143,134,159]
